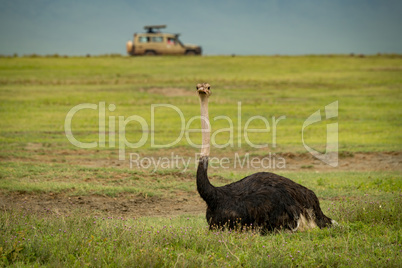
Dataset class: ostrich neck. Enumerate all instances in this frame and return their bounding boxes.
[197,95,217,207]
[200,96,210,157]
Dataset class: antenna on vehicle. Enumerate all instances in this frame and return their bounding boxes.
[144,25,167,33]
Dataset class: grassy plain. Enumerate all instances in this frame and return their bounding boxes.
[0,55,401,266]
[1,55,401,152]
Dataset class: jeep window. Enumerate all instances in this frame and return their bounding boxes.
[167,37,176,45]
[151,36,163,43]
[139,36,149,43]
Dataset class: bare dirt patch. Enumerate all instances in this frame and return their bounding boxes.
[1,151,400,218]
[25,142,43,150]
[5,148,401,172]
[280,151,402,172]
[0,191,206,218]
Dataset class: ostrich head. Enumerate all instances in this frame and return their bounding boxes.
[196,83,212,98]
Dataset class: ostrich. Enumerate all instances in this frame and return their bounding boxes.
[195,83,335,233]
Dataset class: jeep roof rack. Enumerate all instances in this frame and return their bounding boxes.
[144,25,166,33]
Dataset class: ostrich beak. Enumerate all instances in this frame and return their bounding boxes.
[196,83,212,97]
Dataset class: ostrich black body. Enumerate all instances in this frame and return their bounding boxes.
[197,156,333,232]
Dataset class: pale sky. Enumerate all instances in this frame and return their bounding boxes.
[0,0,401,55]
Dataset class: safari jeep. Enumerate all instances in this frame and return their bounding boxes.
[126,25,202,56]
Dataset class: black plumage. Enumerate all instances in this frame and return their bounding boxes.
[197,156,333,233]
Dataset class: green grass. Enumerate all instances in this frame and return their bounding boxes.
[0,161,401,266]
[1,194,401,267]
[0,160,401,198]
[0,55,401,266]
[0,161,196,198]
[0,55,401,153]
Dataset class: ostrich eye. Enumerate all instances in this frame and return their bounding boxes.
[208,87,211,90]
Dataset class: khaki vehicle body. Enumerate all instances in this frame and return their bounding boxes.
[126,25,202,56]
